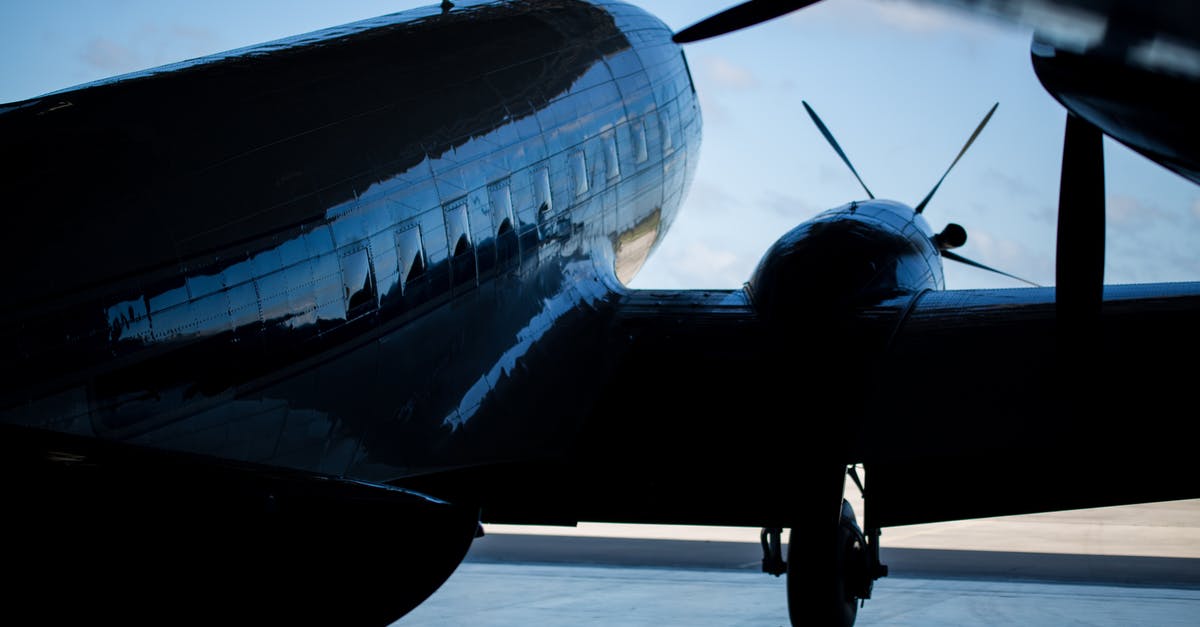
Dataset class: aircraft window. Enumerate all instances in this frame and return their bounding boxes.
[660,108,674,152]
[312,253,343,308]
[533,167,552,214]
[395,226,425,293]
[367,230,398,302]
[489,179,520,269]
[340,247,376,318]
[487,180,516,231]
[605,135,620,180]
[281,261,318,327]
[571,150,589,197]
[444,198,471,256]
[446,198,477,290]
[632,119,649,164]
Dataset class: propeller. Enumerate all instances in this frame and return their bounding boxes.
[801,100,1039,287]
[802,101,874,200]
[942,251,1039,287]
[673,0,824,44]
[1056,113,1105,331]
[913,102,998,214]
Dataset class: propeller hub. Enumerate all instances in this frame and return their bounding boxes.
[933,223,967,251]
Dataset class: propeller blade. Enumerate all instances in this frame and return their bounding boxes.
[942,250,1040,287]
[1056,113,1105,322]
[914,102,999,214]
[802,101,874,199]
[673,0,822,44]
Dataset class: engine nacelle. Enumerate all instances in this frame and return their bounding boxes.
[746,200,944,324]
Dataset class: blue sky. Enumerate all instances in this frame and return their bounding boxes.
[4,0,1197,290]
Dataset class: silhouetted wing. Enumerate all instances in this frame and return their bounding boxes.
[585,283,1200,528]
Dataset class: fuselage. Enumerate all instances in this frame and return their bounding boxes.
[0,0,700,484]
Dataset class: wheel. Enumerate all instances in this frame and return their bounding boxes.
[786,499,866,627]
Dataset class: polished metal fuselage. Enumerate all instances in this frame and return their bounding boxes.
[0,0,700,485]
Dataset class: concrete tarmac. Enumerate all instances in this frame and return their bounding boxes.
[398,500,1200,625]
[461,534,1200,587]
[401,562,1200,626]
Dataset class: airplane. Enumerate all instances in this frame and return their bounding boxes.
[1,0,1197,625]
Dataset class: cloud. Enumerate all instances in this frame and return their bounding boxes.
[679,241,739,273]
[795,0,1016,40]
[1108,194,1144,223]
[1030,204,1057,226]
[1026,196,1199,282]
[79,24,222,76]
[1161,249,1200,279]
[663,241,747,287]
[630,237,753,289]
[760,190,823,219]
[81,38,141,73]
[1104,195,1200,282]
[969,228,1024,266]
[1107,194,1162,228]
[696,90,730,127]
[954,227,1052,287]
[170,25,219,46]
[872,0,967,33]
[705,56,759,90]
[984,168,1039,199]
[681,180,742,218]
[819,163,852,188]
[139,24,222,65]
[875,0,1020,37]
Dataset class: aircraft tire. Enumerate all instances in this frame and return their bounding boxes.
[786,498,862,627]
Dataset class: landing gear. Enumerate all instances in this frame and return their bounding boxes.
[761,526,787,576]
[766,466,888,627]
[786,499,866,626]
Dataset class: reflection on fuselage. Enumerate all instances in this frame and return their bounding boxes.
[0,0,701,483]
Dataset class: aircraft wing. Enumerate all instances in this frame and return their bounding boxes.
[861,282,1200,526]
[562,281,1200,529]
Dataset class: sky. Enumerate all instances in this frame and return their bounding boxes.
[3,0,1198,291]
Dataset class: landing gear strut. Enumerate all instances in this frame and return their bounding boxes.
[761,526,787,576]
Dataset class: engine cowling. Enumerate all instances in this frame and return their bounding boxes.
[747,200,944,325]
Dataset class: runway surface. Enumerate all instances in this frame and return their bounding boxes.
[402,562,1200,626]
[398,500,1200,625]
